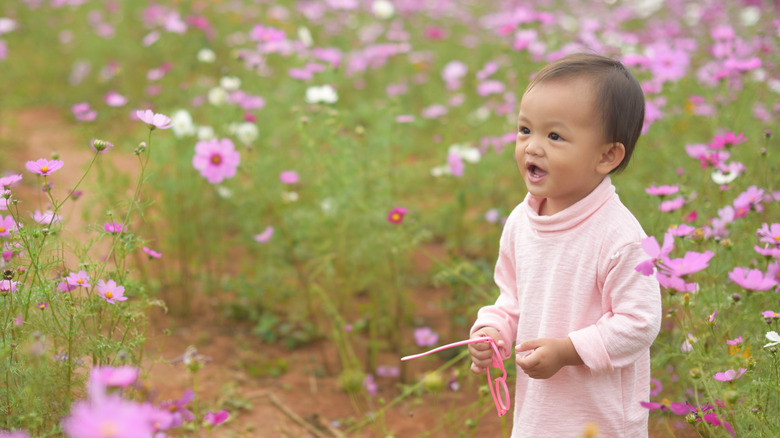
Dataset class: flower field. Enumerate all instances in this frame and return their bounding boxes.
[1,0,779,437]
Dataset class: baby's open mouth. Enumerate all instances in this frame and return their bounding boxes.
[527,164,547,178]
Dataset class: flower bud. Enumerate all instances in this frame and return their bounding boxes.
[421,371,444,393]
[685,413,697,425]
[688,367,702,379]
[731,293,741,302]
[723,390,739,405]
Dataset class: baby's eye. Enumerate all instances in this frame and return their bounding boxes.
[519,127,530,135]
[548,132,562,141]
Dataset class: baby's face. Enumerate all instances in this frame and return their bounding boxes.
[514,77,613,215]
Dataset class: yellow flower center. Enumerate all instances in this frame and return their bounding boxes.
[77,279,83,284]
[774,236,780,241]
[211,154,222,164]
[391,213,401,221]
[0,227,5,233]
[41,166,49,173]
[105,291,113,299]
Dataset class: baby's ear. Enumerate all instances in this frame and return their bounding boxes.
[597,142,626,175]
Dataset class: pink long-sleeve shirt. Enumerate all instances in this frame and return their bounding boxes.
[472,177,662,437]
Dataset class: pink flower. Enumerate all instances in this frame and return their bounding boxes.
[58,280,76,293]
[157,390,195,428]
[249,25,285,43]
[657,272,698,293]
[279,170,299,185]
[659,196,685,212]
[414,327,439,347]
[254,226,274,243]
[756,223,780,245]
[421,104,447,119]
[447,151,464,177]
[0,280,18,295]
[362,374,378,397]
[726,336,742,346]
[90,366,139,390]
[192,138,241,184]
[103,222,127,234]
[0,173,22,189]
[762,299,780,320]
[713,368,746,382]
[72,102,97,122]
[62,395,154,438]
[66,270,90,288]
[135,109,173,130]
[387,207,408,225]
[635,232,674,276]
[660,251,715,277]
[728,267,776,291]
[476,80,505,97]
[645,185,679,196]
[97,279,127,304]
[395,114,414,123]
[39,300,49,310]
[142,247,162,259]
[203,410,229,427]
[25,158,64,176]
[0,215,17,236]
[103,90,127,107]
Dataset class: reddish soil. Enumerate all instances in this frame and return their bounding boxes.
[1,108,695,437]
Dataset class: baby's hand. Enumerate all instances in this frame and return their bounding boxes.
[468,327,504,374]
[515,337,582,379]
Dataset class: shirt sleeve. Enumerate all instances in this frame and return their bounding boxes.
[470,215,520,360]
[568,240,662,375]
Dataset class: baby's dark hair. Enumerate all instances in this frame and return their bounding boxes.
[526,53,645,173]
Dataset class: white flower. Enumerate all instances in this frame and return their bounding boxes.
[372,0,395,19]
[281,191,299,203]
[711,170,738,185]
[765,331,780,348]
[215,186,233,199]
[448,144,481,163]
[0,18,16,35]
[220,76,241,91]
[297,26,313,47]
[305,85,338,104]
[739,6,760,26]
[171,109,196,138]
[234,122,259,145]
[197,48,216,63]
[320,197,336,215]
[197,126,215,141]
[207,87,228,106]
[430,165,449,177]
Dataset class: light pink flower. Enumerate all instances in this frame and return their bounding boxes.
[90,366,139,390]
[72,102,97,122]
[104,90,127,107]
[728,267,776,291]
[136,109,173,130]
[713,368,746,382]
[66,270,90,288]
[0,215,17,236]
[659,196,685,212]
[97,279,128,304]
[660,251,715,277]
[32,210,61,225]
[726,336,742,346]
[62,395,154,438]
[192,138,241,184]
[0,174,22,189]
[635,232,674,276]
[414,327,439,347]
[254,226,274,243]
[756,223,780,245]
[447,151,464,177]
[25,158,64,176]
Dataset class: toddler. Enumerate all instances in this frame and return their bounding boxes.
[468,53,662,437]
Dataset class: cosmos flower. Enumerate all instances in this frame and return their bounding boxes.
[192,138,240,184]
[97,279,128,304]
[387,207,408,225]
[25,159,64,176]
[136,109,173,130]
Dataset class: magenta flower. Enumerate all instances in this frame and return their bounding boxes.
[65,270,90,288]
[192,138,240,184]
[726,336,742,346]
[249,25,285,43]
[279,170,299,185]
[649,378,663,397]
[0,174,22,189]
[709,132,746,149]
[657,272,698,293]
[157,390,195,428]
[25,158,64,176]
[136,109,173,130]
[97,279,127,304]
[62,395,154,438]
[713,368,746,382]
[104,222,127,234]
[254,226,274,243]
[58,280,77,293]
[362,374,378,397]
[763,300,780,320]
[142,247,162,259]
[0,215,17,236]
[387,207,408,225]
[204,410,229,428]
[728,267,776,291]
[645,184,679,196]
[37,301,48,310]
[413,327,439,347]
